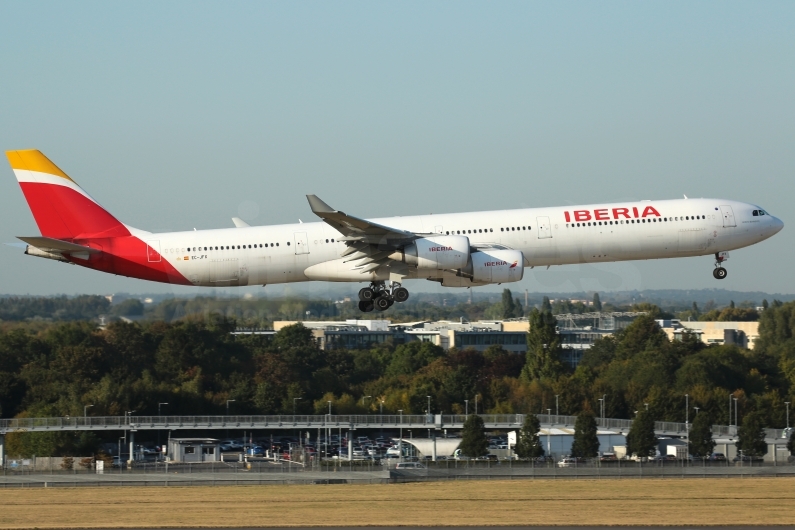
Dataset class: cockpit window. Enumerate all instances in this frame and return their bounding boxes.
[753,210,759,216]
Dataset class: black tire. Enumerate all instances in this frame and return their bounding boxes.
[712,268,719,279]
[375,297,391,311]
[358,287,375,301]
[393,287,409,303]
[358,300,375,312]
[715,267,727,280]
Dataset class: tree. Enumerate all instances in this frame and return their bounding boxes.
[501,289,518,319]
[730,300,736,309]
[736,411,767,458]
[514,413,544,458]
[692,302,699,318]
[592,293,602,311]
[459,414,489,457]
[570,411,599,458]
[523,309,563,381]
[787,429,794,455]
[626,410,657,458]
[762,299,769,310]
[688,411,715,458]
[541,296,552,313]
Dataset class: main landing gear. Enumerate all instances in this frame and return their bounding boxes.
[713,252,728,280]
[357,282,410,312]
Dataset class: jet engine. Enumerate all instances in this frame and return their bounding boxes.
[468,249,524,283]
[389,235,469,270]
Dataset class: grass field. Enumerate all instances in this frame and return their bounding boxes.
[2,478,794,528]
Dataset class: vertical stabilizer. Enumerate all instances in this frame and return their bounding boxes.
[6,150,130,239]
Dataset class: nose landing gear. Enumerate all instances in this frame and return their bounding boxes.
[713,252,728,280]
[357,281,410,312]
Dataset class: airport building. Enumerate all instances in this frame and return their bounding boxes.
[656,319,760,349]
[233,314,759,369]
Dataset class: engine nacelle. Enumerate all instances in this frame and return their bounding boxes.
[390,235,469,270]
[467,249,524,283]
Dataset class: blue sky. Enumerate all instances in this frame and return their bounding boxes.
[1,1,793,296]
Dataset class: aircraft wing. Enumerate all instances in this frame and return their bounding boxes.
[306,195,427,275]
[17,236,101,254]
[306,195,422,244]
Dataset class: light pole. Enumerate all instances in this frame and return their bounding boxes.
[733,397,738,428]
[84,404,93,417]
[226,399,235,415]
[293,397,302,415]
[598,398,603,423]
[694,406,700,415]
[465,400,469,417]
[328,401,332,415]
[427,396,431,418]
[644,403,649,412]
[555,395,559,417]
[786,402,790,429]
[125,411,135,465]
[362,395,372,411]
[685,394,689,461]
[474,395,478,415]
[157,402,168,449]
[380,400,384,417]
[398,409,403,463]
[602,394,607,421]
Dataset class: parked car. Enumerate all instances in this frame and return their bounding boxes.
[599,453,618,462]
[557,457,578,467]
[395,462,426,470]
[709,452,727,461]
[246,446,265,457]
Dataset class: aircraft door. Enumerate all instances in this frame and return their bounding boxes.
[294,232,310,255]
[147,240,161,262]
[719,205,736,227]
[434,225,444,234]
[537,217,552,239]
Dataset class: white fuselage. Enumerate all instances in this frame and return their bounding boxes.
[138,198,782,287]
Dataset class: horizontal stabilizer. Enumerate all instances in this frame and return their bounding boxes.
[17,236,101,254]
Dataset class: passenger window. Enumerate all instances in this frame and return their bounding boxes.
[287,242,290,246]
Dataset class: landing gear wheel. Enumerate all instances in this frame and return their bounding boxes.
[713,267,727,280]
[358,287,375,301]
[358,300,375,312]
[374,297,391,311]
[393,287,409,303]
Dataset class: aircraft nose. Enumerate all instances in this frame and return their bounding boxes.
[771,216,784,234]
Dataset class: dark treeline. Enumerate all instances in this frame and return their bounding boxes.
[2,300,795,457]
[0,295,111,322]
[0,289,776,326]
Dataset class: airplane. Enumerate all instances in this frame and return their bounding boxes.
[6,149,784,312]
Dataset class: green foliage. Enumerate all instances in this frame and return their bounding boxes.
[688,411,716,458]
[459,414,489,457]
[571,411,599,458]
[700,307,759,322]
[523,309,563,381]
[736,411,767,457]
[592,293,602,311]
[501,289,520,319]
[626,410,657,458]
[514,413,544,458]
[788,430,794,455]
[0,295,110,321]
[111,299,144,317]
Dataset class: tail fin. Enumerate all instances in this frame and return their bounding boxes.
[6,150,130,240]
